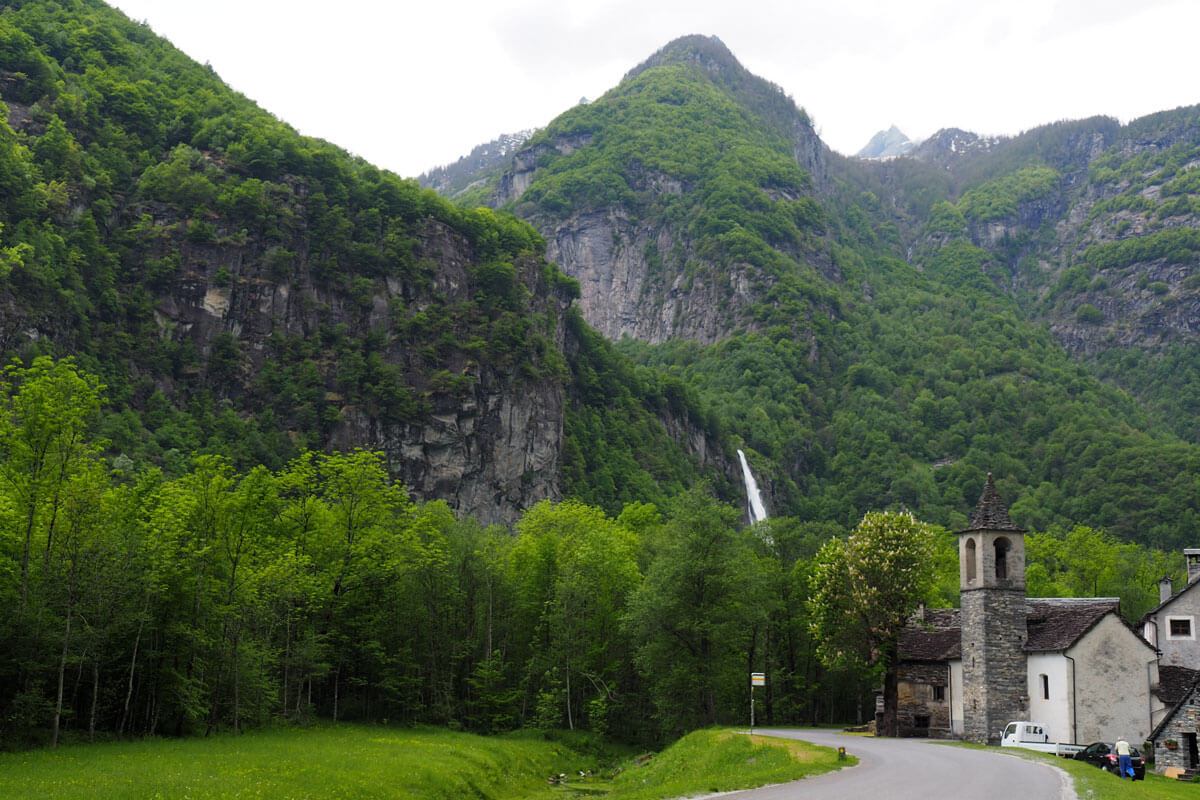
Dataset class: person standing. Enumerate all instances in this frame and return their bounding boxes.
[1115,736,1133,779]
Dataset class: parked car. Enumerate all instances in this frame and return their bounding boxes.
[1072,742,1145,780]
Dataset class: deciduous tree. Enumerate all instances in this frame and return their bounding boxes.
[807,510,938,736]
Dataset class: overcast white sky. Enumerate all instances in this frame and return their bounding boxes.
[109,0,1200,179]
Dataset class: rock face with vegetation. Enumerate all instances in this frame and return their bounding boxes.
[469,36,1200,546]
[417,129,535,204]
[897,112,1200,441]
[0,0,720,525]
[492,35,834,345]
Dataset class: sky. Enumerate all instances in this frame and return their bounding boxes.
[109,0,1200,179]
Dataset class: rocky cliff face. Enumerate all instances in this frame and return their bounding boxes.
[543,209,758,344]
[0,85,576,526]
[904,114,1200,360]
[153,216,573,525]
[490,36,832,347]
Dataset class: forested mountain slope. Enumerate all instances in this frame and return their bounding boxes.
[0,0,723,523]
[899,110,1200,443]
[485,36,1200,549]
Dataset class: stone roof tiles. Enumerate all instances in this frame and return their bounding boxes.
[900,608,962,661]
[1155,665,1200,706]
[1023,598,1120,652]
[959,473,1026,533]
[899,598,1128,661]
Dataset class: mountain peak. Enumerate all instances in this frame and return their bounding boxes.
[624,34,738,82]
[856,125,914,159]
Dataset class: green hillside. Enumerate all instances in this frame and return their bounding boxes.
[491,37,1200,549]
[0,0,718,520]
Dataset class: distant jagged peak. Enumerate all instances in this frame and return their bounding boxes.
[909,127,1003,167]
[856,125,914,159]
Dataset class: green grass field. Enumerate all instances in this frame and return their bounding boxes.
[0,725,581,800]
[0,725,852,800]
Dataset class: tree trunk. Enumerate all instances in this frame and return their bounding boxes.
[52,587,74,748]
[232,631,240,735]
[763,623,774,725]
[89,660,99,743]
[20,500,37,608]
[565,664,573,731]
[881,664,900,737]
[700,636,715,725]
[333,663,340,722]
[206,627,226,736]
[120,609,145,737]
[281,614,292,719]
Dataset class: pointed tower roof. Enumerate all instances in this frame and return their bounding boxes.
[959,473,1026,532]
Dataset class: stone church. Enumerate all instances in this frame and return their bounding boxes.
[897,475,1161,745]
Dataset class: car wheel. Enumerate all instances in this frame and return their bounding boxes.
[1102,763,1116,775]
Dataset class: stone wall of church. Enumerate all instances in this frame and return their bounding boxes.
[962,587,1028,744]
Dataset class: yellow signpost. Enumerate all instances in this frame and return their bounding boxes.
[750,672,765,733]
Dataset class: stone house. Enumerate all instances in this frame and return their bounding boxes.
[1143,554,1200,771]
[1141,553,1200,691]
[896,607,961,736]
[1148,675,1200,774]
[897,475,1160,745]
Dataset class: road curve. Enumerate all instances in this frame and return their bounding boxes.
[706,729,1077,800]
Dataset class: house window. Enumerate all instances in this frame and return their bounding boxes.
[914,714,931,730]
[1168,617,1194,639]
[1040,674,1049,700]
[933,685,945,702]
[965,538,977,582]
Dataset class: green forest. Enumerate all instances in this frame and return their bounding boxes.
[0,357,1182,750]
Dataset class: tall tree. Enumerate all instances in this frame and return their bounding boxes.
[807,510,939,737]
[623,490,770,738]
[0,357,103,608]
[508,500,640,732]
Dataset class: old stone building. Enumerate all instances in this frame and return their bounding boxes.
[1143,552,1200,771]
[897,475,1160,745]
[1148,675,1200,774]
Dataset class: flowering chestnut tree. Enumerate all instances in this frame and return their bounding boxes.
[807,510,939,736]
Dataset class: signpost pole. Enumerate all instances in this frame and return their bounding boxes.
[750,673,765,735]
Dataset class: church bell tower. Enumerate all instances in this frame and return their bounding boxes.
[958,474,1028,744]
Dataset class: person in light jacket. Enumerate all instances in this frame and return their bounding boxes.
[1115,736,1132,779]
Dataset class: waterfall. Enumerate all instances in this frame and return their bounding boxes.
[737,449,768,524]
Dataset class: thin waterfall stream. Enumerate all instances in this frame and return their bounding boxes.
[737,449,767,524]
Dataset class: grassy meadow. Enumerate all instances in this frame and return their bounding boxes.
[0,725,581,800]
[994,746,1200,800]
[0,725,852,800]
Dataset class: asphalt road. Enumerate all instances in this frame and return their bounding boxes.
[705,729,1077,800]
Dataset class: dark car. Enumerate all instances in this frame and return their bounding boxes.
[1073,742,1145,780]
